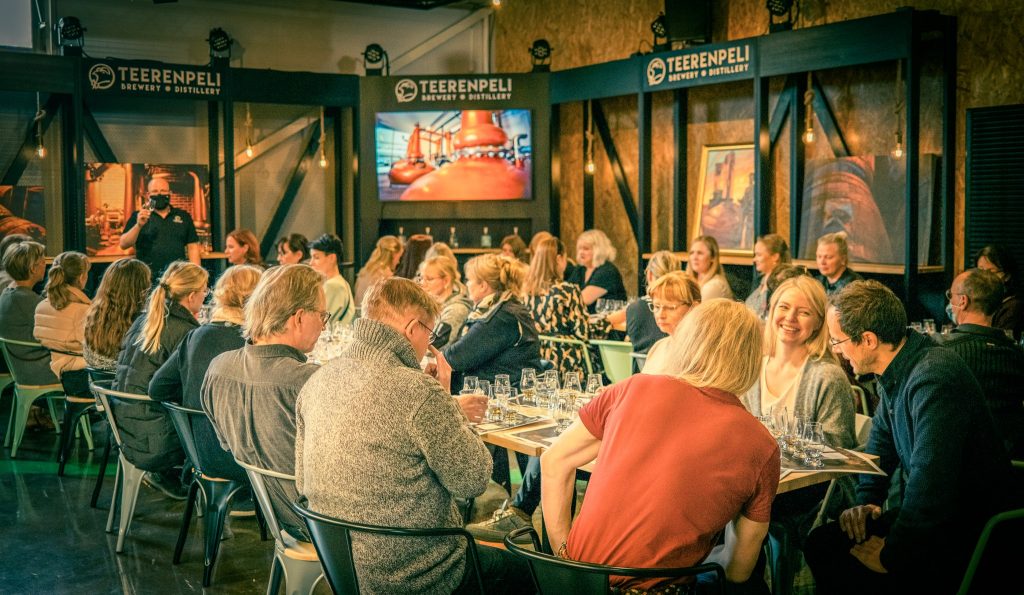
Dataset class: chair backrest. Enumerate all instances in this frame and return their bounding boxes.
[89,379,152,450]
[591,339,634,383]
[236,459,295,544]
[503,527,724,595]
[630,351,647,374]
[161,401,210,477]
[957,507,1024,594]
[85,367,115,383]
[851,385,871,416]
[291,500,484,595]
[538,335,593,375]
[854,413,873,450]
[0,337,49,386]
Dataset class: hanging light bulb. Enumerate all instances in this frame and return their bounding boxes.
[585,160,596,174]
[891,61,905,161]
[244,103,255,158]
[802,72,815,145]
[33,93,46,159]
[245,143,254,158]
[36,139,47,159]
[802,126,815,144]
[891,129,904,160]
[317,106,328,169]
[585,100,596,175]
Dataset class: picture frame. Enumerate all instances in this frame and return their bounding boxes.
[692,143,756,255]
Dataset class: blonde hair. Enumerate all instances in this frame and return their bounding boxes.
[757,233,791,264]
[648,270,701,305]
[529,231,554,257]
[360,235,403,278]
[661,299,764,395]
[211,265,263,325]
[689,235,725,283]
[139,261,208,354]
[43,251,90,310]
[646,250,681,281]
[3,241,45,281]
[363,277,440,323]
[84,259,151,360]
[424,242,457,268]
[418,256,461,297]
[577,229,616,266]
[243,264,323,341]
[817,232,849,264]
[763,276,836,363]
[523,237,565,296]
[465,253,526,297]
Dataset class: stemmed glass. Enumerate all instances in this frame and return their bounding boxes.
[563,371,582,396]
[520,369,537,406]
[585,373,603,396]
[802,422,825,467]
[462,376,479,395]
[493,374,512,420]
[786,415,807,457]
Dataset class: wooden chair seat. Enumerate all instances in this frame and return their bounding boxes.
[66,395,96,404]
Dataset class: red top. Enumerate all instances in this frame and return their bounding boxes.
[566,374,780,589]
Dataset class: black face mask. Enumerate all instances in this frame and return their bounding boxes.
[149,194,171,210]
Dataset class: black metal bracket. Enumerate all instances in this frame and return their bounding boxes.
[1,93,62,185]
[591,99,639,240]
[259,120,328,259]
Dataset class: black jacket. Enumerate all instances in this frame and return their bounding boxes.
[443,296,541,389]
[112,301,197,472]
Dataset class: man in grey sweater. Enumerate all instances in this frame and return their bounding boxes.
[296,277,531,594]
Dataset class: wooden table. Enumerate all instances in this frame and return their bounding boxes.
[480,406,874,494]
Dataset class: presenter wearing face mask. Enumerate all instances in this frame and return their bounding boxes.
[119,176,201,277]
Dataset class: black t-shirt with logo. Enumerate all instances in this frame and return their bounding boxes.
[122,207,199,277]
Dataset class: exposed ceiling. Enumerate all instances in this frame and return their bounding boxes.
[333,0,473,9]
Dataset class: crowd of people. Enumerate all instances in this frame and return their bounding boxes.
[0,209,1021,594]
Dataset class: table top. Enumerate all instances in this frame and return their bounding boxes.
[479,406,875,494]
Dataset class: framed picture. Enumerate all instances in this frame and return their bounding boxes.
[693,143,756,254]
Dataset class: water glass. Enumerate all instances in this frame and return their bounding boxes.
[520,368,537,406]
[585,373,603,396]
[922,319,937,334]
[909,322,924,333]
[494,374,512,396]
[802,422,825,467]
[463,376,479,394]
[563,371,582,395]
[595,298,609,314]
[786,416,807,457]
[941,323,953,336]
[551,396,573,433]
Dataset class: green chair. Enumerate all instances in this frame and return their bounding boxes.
[590,339,633,383]
[956,460,1024,594]
[0,337,67,457]
[538,335,594,376]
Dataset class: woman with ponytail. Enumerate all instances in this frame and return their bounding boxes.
[442,253,541,388]
[112,260,209,496]
[34,251,92,396]
[84,259,152,372]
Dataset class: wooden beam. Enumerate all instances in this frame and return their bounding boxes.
[672,88,688,251]
[591,99,639,240]
[259,122,323,259]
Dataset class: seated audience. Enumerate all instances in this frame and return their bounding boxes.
[113,261,209,499]
[0,241,59,385]
[83,259,152,372]
[639,271,702,374]
[417,256,472,346]
[528,230,554,258]
[500,234,529,263]
[149,265,263,483]
[275,233,310,265]
[296,277,529,594]
[0,233,32,291]
[424,241,457,268]
[806,280,1017,594]
[224,228,263,267]
[943,267,1024,457]
[814,232,862,295]
[612,250,681,354]
[746,233,791,318]
[309,233,354,326]
[354,235,403,307]
[687,235,734,301]
[542,300,778,592]
[523,236,590,375]
[34,251,92,398]
[394,234,433,280]
[975,244,1023,340]
[442,253,541,388]
[565,229,627,313]
[201,264,324,540]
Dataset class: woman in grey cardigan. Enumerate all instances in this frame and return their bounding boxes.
[741,275,855,449]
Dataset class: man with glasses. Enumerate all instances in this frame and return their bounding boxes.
[295,277,530,594]
[806,280,1016,594]
[941,268,1024,458]
[201,264,325,541]
[119,176,201,277]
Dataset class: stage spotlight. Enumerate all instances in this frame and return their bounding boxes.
[651,12,669,52]
[56,16,85,55]
[529,39,551,72]
[363,43,390,76]
[767,0,794,32]
[207,27,232,62]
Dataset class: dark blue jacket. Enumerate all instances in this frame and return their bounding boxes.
[443,296,541,390]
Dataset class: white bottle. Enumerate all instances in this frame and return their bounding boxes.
[397,226,406,243]
[449,226,459,248]
[480,226,492,248]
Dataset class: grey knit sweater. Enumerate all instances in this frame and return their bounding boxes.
[295,318,492,594]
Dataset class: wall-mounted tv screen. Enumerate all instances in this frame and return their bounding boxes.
[375,109,532,201]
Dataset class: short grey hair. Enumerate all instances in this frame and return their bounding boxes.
[243,264,324,341]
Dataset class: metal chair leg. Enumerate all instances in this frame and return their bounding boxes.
[91,430,113,508]
[200,479,244,586]
[115,460,146,553]
[174,481,201,564]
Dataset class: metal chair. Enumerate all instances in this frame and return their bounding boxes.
[503,527,725,594]
[90,379,153,554]
[538,335,594,375]
[291,499,485,594]
[236,459,324,595]
[956,460,1024,594]
[86,367,117,508]
[591,339,634,383]
[56,369,96,476]
[163,401,249,587]
[0,337,67,457]
[629,351,647,373]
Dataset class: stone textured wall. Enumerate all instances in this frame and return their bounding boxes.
[495,0,1024,292]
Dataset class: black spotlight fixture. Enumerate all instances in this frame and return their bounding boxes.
[363,43,390,76]
[529,39,552,73]
[766,0,794,32]
[651,12,669,52]
[56,16,85,56]
[207,27,232,63]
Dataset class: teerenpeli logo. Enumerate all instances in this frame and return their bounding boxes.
[646,58,667,87]
[88,63,116,90]
[395,79,418,103]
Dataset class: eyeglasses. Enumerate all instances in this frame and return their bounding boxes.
[829,336,853,347]
[415,319,434,334]
[648,302,689,313]
[944,290,962,301]
[304,309,330,325]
